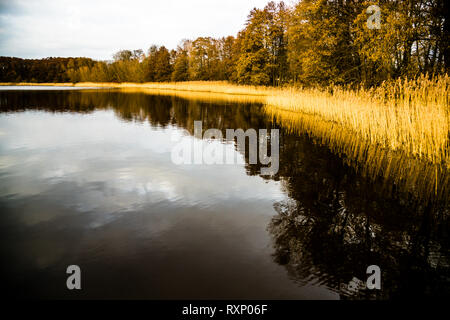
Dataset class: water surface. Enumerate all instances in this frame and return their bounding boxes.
[0,88,448,299]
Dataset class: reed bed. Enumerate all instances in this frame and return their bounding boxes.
[265,75,449,168]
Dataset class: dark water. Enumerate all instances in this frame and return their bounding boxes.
[0,88,448,299]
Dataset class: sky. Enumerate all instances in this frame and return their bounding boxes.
[0,0,272,60]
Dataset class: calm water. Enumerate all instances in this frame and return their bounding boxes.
[0,88,448,299]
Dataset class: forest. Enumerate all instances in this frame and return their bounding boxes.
[0,0,448,88]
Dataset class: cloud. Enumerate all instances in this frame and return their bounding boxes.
[0,0,269,60]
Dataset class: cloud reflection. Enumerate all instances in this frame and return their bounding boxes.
[0,110,285,229]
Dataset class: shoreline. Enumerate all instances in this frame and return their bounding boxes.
[0,81,271,96]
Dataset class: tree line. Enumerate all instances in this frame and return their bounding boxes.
[1,0,448,87]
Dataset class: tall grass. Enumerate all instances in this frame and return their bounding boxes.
[265,75,449,167]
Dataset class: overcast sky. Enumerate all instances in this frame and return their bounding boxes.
[0,0,272,60]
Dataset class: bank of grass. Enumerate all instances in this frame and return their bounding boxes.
[1,76,448,167]
[266,75,449,167]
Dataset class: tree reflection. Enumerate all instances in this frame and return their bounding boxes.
[268,132,449,299]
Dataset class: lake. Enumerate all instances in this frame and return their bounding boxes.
[0,87,448,299]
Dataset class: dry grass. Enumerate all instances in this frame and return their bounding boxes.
[265,75,449,167]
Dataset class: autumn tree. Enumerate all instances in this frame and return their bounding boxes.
[220,36,239,81]
[236,8,271,85]
[172,48,189,81]
[236,2,288,85]
[153,46,173,82]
